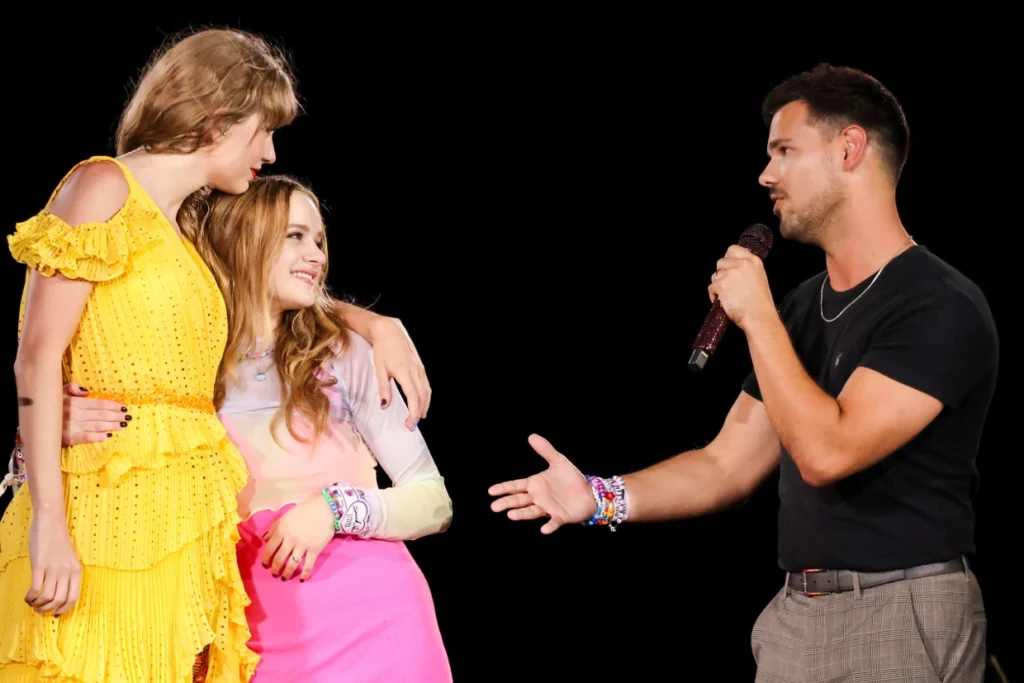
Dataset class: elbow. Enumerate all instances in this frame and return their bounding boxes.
[791,444,849,488]
[13,350,60,387]
[13,352,40,383]
[799,465,837,488]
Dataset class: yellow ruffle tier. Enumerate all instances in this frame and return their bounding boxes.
[0,157,259,682]
[0,415,254,682]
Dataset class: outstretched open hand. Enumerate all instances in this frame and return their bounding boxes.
[488,434,595,534]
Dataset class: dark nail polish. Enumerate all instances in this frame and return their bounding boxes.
[280,576,287,581]
[121,407,127,412]
[107,433,112,438]
[125,415,132,421]
[80,387,88,391]
[120,422,127,427]
[381,399,386,407]
[299,579,305,583]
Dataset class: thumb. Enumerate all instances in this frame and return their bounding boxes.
[376,364,392,409]
[64,382,89,397]
[540,517,564,535]
[528,434,564,466]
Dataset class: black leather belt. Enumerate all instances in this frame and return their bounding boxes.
[786,557,967,596]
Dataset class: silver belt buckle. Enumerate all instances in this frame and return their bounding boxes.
[801,568,828,596]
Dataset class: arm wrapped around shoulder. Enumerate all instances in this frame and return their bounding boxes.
[9,159,163,282]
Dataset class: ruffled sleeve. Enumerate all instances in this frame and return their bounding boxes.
[8,202,163,282]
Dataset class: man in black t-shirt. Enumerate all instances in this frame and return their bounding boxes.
[490,64,997,682]
[739,246,997,577]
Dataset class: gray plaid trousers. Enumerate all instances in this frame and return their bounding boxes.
[751,566,986,682]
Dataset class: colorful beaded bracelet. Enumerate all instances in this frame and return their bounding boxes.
[320,489,343,533]
[321,482,376,538]
[582,474,628,531]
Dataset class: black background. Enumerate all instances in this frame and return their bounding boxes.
[2,15,1014,681]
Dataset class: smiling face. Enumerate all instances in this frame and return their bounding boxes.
[268,189,326,316]
[758,100,847,245]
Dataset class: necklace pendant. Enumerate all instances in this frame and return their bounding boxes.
[256,372,266,381]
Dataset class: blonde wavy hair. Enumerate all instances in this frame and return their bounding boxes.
[188,176,350,441]
[116,28,300,157]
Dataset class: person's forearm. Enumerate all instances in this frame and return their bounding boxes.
[621,448,748,523]
[323,479,452,541]
[336,302,387,342]
[14,356,68,521]
[744,314,842,486]
[372,479,453,541]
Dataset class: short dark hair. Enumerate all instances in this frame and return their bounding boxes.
[761,64,910,183]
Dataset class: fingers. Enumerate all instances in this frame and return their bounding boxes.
[406,365,430,424]
[375,362,393,410]
[490,492,533,513]
[80,406,130,420]
[417,366,432,419]
[400,371,422,431]
[487,478,529,497]
[507,504,546,521]
[527,434,564,465]
[68,400,129,418]
[280,549,304,580]
[55,571,82,616]
[708,282,718,303]
[63,385,126,414]
[261,530,283,568]
[35,575,69,614]
[82,420,129,433]
[725,244,755,259]
[64,382,89,397]
[390,365,430,430]
[24,569,45,605]
[540,518,565,535]
[268,541,293,577]
[73,431,113,444]
[299,550,321,582]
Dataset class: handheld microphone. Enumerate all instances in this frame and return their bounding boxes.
[687,223,774,372]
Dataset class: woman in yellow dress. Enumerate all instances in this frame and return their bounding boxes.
[0,28,431,683]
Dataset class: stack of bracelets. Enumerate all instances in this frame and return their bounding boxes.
[0,427,26,498]
[582,474,628,531]
[320,482,379,538]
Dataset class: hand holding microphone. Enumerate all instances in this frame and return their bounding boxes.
[689,224,775,372]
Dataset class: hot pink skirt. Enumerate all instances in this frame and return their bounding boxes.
[236,505,452,682]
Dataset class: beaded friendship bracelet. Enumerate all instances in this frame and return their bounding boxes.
[321,482,378,538]
[582,474,629,531]
[0,428,27,498]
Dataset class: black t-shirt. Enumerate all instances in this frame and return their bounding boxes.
[742,246,999,573]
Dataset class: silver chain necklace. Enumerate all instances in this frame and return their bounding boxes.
[820,235,914,323]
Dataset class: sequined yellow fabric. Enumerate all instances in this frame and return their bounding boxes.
[0,157,259,682]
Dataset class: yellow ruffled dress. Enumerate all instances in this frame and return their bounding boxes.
[0,157,259,682]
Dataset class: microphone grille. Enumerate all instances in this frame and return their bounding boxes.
[738,223,774,259]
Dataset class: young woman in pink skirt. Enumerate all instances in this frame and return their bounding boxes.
[53,174,453,682]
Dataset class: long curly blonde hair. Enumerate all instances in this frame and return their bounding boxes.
[183,175,350,441]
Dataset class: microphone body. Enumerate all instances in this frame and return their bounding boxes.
[688,223,774,372]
